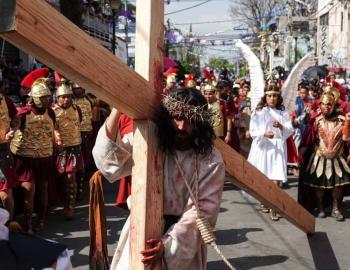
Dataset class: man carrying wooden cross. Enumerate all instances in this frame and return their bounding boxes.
[93,87,226,269]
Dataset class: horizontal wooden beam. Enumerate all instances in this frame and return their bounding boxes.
[0,0,159,120]
[215,139,315,234]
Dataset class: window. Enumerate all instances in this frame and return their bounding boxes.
[341,12,343,32]
[320,13,329,26]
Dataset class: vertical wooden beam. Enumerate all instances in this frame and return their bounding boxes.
[130,1,164,269]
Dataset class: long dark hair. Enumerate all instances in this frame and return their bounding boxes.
[256,84,285,111]
[157,88,215,155]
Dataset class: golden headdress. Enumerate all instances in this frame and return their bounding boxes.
[320,93,336,107]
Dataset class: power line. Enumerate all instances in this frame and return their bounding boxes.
[165,0,212,15]
[174,19,239,25]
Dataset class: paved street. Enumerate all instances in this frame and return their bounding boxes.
[38,178,350,270]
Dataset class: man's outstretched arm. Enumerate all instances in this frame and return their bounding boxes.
[93,108,133,182]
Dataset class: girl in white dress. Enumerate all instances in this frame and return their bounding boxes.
[248,84,293,220]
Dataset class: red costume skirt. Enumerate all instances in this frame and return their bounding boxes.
[13,154,55,183]
[286,136,298,165]
[56,145,84,174]
[115,176,131,210]
[0,144,18,191]
[81,131,94,168]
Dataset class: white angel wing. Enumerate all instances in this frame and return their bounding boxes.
[282,52,315,112]
[235,39,265,110]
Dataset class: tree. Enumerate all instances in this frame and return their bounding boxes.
[208,58,234,69]
[229,0,283,34]
[59,0,83,28]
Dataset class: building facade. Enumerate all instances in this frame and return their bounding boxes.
[316,0,349,68]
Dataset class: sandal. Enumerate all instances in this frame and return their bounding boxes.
[317,210,326,218]
[332,208,345,222]
[270,210,280,221]
[260,204,270,213]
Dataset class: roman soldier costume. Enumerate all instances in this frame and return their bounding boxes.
[53,82,83,219]
[184,73,197,88]
[204,84,226,138]
[0,94,19,220]
[72,83,94,200]
[163,68,178,95]
[10,76,55,232]
[299,93,350,221]
[19,68,49,107]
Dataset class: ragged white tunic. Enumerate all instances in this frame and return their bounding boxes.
[248,107,293,181]
[92,122,225,270]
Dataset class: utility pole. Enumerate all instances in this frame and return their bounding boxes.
[124,0,129,65]
[110,0,121,56]
[269,35,274,75]
[112,9,116,55]
[165,19,171,57]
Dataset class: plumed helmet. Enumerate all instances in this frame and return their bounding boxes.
[163,68,179,77]
[20,68,49,88]
[30,78,51,98]
[166,74,176,84]
[56,79,73,97]
[320,93,336,108]
[72,82,81,89]
[186,80,197,88]
[184,73,196,88]
[204,84,216,92]
[324,86,340,103]
[29,78,51,108]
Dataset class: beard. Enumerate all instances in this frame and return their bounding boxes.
[174,130,192,151]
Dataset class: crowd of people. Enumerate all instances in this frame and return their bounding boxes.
[161,67,350,223]
[1,59,350,268]
[0,62,110,235]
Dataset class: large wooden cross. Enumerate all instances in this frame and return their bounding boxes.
[0,0,315,269]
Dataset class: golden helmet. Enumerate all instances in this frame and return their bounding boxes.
[72,82,80,89]
[166,74,176,84]
[204,84,216,92]
[324,86,340,103]
[30,78,51,98]
[320,93,336,108]
[56,81,73,97]
[29,78,51,108]
[186,80,197,88]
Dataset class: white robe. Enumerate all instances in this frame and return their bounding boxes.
[92,122,225,270]
[248,107,293,181]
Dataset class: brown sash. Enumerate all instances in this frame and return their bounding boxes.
[89,171,109,270]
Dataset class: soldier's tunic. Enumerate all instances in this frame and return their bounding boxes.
[303,114,350,188]
[10,105,55,183]
[74,96,94,168]
[0,95,18,191]
[208,100,225,138]
[236,98,252,158]
[53,104,83,174]
[298,113,350,212]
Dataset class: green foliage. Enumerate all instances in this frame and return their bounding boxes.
[59,0,83,27]
[296,48,304,63]
[207,58,234,69]
[239,63,249,77]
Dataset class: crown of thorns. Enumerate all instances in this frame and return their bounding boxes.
[161,95,218,126]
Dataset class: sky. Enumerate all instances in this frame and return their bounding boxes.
[164,0,239,62]
[164,0,234,35]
